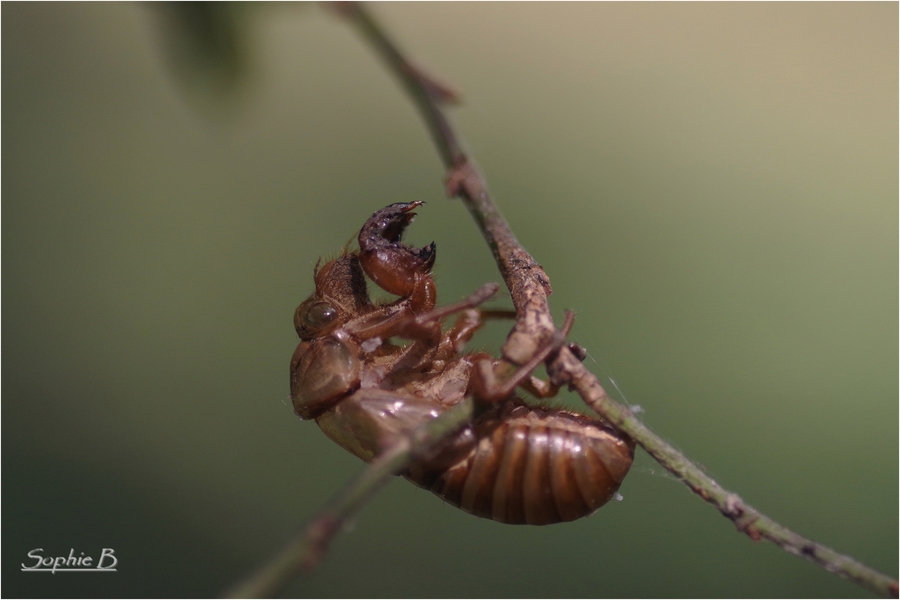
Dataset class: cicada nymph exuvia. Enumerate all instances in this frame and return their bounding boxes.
[290,202,634,525]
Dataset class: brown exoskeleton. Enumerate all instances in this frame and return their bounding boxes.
[290,202,634,525]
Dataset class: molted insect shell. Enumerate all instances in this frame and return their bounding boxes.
[406,401,635,525]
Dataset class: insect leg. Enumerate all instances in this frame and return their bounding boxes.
[414,282,500,325]
[519,375,559,399]
[520,339,589,398]
[471,311,575,402]
[351,282,506,348]
[374,282,504,355]
[436,307,518,361]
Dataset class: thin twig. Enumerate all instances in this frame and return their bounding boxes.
[224,399,474,599]
[336,3,898,598]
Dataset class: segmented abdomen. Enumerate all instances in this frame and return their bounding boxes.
[406,402,635,525]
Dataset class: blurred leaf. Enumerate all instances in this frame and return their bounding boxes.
[152,2,250,102]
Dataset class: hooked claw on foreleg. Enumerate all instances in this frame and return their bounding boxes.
[358,202,436,298]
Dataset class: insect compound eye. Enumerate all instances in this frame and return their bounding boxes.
[294,300,340,339]
[306,302,337,328]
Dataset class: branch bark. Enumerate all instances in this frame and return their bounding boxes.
[226,3,898,598]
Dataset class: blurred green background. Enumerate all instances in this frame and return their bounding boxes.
[3,3,896,598]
